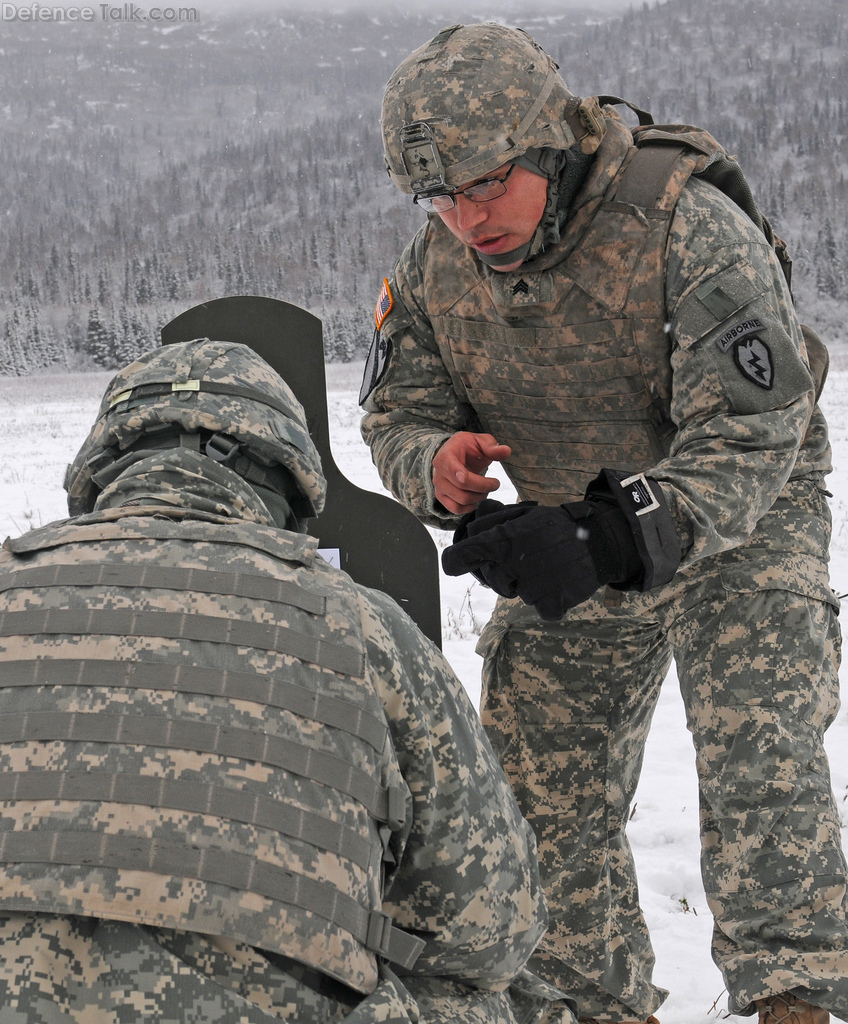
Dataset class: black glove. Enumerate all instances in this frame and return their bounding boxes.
[443,498,638,620]
[450,497,536,593]
[442,470,681,621]
[453,499,539,539]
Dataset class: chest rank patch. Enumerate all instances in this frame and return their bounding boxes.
[491,271,554,314]
[734,335,774,390]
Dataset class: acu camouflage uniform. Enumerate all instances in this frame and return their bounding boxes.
[362,46,848,1021]
[0,340,571,1024]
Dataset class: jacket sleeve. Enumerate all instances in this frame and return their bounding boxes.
[652,177,821,564]
[360,228,481,530]
[358,585,547,992]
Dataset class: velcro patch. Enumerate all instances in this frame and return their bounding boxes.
[695,280,739,321]
[734,336,773,389]
[374,278,394,329]
[715,317,765,352]
[359,328,390,406]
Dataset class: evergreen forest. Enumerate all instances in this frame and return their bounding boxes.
[0,0,845,374]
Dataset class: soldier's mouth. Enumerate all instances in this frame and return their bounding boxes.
[468,234,508,253]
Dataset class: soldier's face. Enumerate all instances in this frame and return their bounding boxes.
[436,164,548,272]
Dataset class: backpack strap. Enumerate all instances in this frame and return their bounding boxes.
[597,94,655,126]
[617,118,830,403]
[611,142,690,209]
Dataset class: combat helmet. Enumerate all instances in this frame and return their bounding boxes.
[381,22,605,200]
[65,338,326,524]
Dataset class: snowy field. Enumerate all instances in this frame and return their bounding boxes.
[2,355,848,1023]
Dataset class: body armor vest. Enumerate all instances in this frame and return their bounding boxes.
[0,515,421,994]
[423,120,770,505]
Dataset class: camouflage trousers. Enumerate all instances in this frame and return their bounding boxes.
[478,547,847,1021]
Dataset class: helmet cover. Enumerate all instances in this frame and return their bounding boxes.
[65,339,326,518]
[382,23,577,195]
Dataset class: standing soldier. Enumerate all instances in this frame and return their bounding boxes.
[0,338,570,1024]
[361,21,847,1024]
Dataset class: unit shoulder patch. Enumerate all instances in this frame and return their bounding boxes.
[360,279,397,405]
[734,335,773,390]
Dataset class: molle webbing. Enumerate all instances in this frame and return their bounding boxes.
[0,711,405,828]
[0,657,388,751]
[0,608,364,679]
[0,521,424,982]
[0,563,326,616]
[6,518,312,563]
[0,829,423,969]
[0,770,373,869]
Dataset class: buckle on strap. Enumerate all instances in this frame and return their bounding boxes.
[562,95,609,154]
[205,433,242,468]
[85,446,118,475]
[365,910,425,969]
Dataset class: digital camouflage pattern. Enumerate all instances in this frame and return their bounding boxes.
[0,912,571,1024]
[363,27,848,1020]
[478,490,844,1017]
[0,914,400,1023]
[362,109,829,552]
[0,510,412,994]
[0,344,570,1024]
[381,24,581,197]
[65,338,326,519]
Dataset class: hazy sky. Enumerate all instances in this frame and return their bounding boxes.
[194,0,633,15]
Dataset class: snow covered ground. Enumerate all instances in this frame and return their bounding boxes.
[2,354,848,1023]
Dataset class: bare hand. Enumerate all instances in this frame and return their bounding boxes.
[433,432,512,515]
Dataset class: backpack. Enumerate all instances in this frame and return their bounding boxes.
[600,96,830,399]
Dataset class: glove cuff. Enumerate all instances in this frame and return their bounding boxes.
[581,502,641,586]
[586,469,681,591]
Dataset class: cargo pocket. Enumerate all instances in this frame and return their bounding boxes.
[710,567,841,729]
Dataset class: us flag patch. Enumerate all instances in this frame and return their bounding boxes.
[374,278,394,329]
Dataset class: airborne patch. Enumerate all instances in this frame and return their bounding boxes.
[734,336,774,390]
[715,317,765,353]
[374,278,394,329]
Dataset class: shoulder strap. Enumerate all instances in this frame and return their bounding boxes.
[596,94,654,126]
[612,142,690,210]
[616,117,830,399]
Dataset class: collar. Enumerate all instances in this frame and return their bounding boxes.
[93,448,278,526]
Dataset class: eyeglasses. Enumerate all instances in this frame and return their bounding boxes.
[413,164,516,213]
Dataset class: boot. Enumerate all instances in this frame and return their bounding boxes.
[756,994,829,1024]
